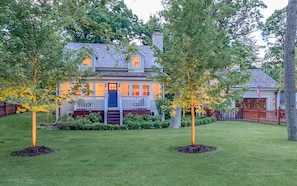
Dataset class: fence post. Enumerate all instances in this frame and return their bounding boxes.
[4,102,7,116]
[277,108,280,125]
[257,108,259,123]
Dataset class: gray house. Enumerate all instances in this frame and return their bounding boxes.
[57,31,163,124]
[233,69,279,111]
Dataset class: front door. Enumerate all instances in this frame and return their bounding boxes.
[108,83,118,107]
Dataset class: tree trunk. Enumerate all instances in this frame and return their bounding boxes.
[169,107,181,128]
[284,0,297,140]
[32,111,37,147]
[191,105,195,146]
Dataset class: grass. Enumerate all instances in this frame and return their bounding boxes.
[1,113,297,186]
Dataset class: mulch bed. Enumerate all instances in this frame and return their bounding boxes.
[176,144,216,153]
[11,146,54,157]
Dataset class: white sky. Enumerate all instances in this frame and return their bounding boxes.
[124,0,288,59]
[124,0,288,23]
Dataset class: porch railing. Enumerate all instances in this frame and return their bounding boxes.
[122,96,149,110]
[74,96,104,110]
[73,96,151,111]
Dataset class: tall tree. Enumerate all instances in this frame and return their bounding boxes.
[0,0,101,149]
[262,8,286,89]
[155,0,251,145]
[284,0,297,140]
[61,0,143,43]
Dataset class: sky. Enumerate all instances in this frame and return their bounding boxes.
[124,0,288,59]
[124,0,288,23]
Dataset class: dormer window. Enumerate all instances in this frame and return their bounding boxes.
[129,55,144,72]
[83,57,91,66]
[80,56,94,71]
[132,56,140,67]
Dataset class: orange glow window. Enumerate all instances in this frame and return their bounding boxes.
[83,57,91,66]
[132,56,140,67]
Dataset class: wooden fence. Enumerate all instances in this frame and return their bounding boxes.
[242,109,286,125]
[0,102,18,117]
[209,108,286,125]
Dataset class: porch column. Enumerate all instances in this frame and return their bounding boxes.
[104,84,108,124]
[119,84,123,125]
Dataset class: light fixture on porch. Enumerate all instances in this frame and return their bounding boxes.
[118,84,121,91]
[104,84,107,91]
[271,98,275,103]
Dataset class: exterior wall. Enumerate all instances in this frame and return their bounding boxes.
[58,79,161,117]
[60,102,74,116]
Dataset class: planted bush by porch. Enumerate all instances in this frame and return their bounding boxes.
[56,112,216,130]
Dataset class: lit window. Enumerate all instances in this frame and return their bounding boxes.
[84,84,92,96]
[132,84,139,96]
[73,84,81,96]
[83,57,91,66]
[132,56,140,67]
[122,84,129,96]
[153,84,160,99]
[60,83,70,95]
[109,83,117,90]
[143,84,150,96]
[95,83,105,96]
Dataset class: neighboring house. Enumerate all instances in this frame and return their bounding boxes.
[233,69,279,111]
[57,31,163,124]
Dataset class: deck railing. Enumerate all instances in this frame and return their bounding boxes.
[122,96,149,110]
[74,96,104,110]
[73,96,151,111]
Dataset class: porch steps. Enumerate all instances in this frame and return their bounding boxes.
[107,110,120,124]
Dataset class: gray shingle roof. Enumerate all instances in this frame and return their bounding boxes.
[248,69,277,89]
[65,43,159,69]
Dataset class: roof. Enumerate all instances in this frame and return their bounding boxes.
[248,69,278,89]
[65,43,160,69]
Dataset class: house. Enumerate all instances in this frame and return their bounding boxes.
[57,31,163,124]
[233,69,279,111]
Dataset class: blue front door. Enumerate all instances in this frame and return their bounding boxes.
[108,83,118,107]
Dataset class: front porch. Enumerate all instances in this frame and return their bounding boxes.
[72,96,157,124]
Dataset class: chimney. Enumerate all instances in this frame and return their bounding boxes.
[152,30,163,52]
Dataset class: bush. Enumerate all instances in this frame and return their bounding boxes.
[143,114,151,121]
[85,112,102,123]
[153,120,161,129]
[134,115,144,121]
[161,120,169,128]
[141,121,153,129]
[123,112,134,124]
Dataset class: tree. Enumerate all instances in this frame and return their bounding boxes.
[261,8,286,89]
[0,0,101,149]
[284,0,297,140]
[61,0,142,43]
[155,0,251,146]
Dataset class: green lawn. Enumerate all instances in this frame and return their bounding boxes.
[1,113,297,186]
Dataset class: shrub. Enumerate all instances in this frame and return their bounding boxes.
[181,120,187,127]
[85,112,102,123]
[153,120,161,129]
[119,125,127,130]
[134,115,144,121]
[161,120,169,128]
[83,124,93,130]
[123,112,134,124]
[141,121,153,129]
[143,114,151,121]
